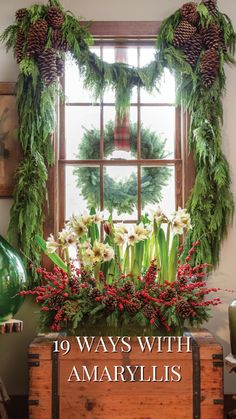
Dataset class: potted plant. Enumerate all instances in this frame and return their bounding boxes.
[19,207,220,336]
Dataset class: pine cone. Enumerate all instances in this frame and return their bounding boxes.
[37,47,58,85]
[143,304,155,320]
[52,29,68,52]
[200,48,219,87]
[46,6,65,29]
[15,29,25,64]
[63,300,79,320]
[181,2,199,26]
[27,19,49,57]
[177,300,193,319]
[182,33,203,68]
[122,280,135,295]
[202,0,218,18]
[15,8,28,22]
[201,23,220,50]
[173,21,197,48]
[49,295,65,310]
[104,295,117,313]
[126,299,141,315]
[88,288,102,300]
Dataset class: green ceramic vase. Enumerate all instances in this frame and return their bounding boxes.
[229,300,236,358]
[0,235,26,322]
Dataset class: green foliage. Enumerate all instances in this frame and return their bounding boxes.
[74,121,171,215]
[35,235,67,271]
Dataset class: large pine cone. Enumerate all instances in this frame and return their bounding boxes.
[201,23,220,50]
[122,280,136,295]
[177,300,193,319]
[126,299,141,315]
[104,295,117,313]
[181,2,199,26]
[202,0,218,18]
[182,33,203,68]
[173,20,197,48]
[200,48,219,87]
[46,6,65,29]
[143,304,155,320]
[56,56,65,78]
[37,47,58,85]
[15,30,25,64]
[52,29,68,52]
[15,8,28,22]
[27,19,49,57]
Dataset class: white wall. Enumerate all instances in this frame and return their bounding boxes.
[0,0,236,394]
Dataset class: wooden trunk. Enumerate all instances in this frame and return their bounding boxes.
[28,330,224,419]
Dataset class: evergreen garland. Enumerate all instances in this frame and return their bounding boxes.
[74,121,171,215]
[0,0,235,276]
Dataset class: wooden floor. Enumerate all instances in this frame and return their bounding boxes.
[4,395,236,419]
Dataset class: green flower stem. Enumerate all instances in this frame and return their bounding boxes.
[65,248,71,278]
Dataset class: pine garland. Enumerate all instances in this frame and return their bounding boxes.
[0,0,235,277]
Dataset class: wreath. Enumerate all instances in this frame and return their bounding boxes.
[74,121,171,214]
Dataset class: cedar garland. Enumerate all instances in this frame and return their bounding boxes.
[0,0,235,280]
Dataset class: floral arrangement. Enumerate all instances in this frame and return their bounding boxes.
[20,208,220,334]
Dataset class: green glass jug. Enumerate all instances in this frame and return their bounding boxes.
[0,235,26,322]
[229,300,236,358]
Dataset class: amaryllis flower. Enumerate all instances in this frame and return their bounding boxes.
[134,223,151,241]
[46,234,59,254]
[68,215,88,237]
[58,228,77,248]
[103,244,114,262]
[149,206,168,224]
[172,208,192,235]
[94,211,104,223]
[114,233,126,246]
[128,233,139,246]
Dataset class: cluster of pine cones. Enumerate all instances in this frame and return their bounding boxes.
[173,0,226,88]
[15,6,68,85]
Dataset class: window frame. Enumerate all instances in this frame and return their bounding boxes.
[45,22,195,237]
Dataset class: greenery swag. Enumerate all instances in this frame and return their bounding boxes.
[1,0,235,278]
[74,121,171,215]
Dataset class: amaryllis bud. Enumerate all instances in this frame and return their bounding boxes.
[104,222,112,235]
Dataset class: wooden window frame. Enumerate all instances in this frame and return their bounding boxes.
[45,22,195,237]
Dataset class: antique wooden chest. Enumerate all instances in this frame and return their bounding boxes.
[28,330,224,419]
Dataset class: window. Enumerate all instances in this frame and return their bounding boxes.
[55,23,194,232]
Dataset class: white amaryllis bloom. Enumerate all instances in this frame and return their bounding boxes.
[172,208,192,235]
[58,228,77,247]
[127,232,139,246]
[68,215,88,237]
[94,211,104,223]
[149,206,168,224]
[46,234,59,254]
[92,241,106,264]
[134,223,151,241]
[103,244,115,262]
[114,233,126,246]
[115,223,128,235]
[80,214,95,226]
[83,248,95,265]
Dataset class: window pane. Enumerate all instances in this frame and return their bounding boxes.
[65,48,100,103]
[65,106,100,159]
[104,166,138,221]
[140,106,175,159]
[65,165,100,219]
[103,106,137,160]
[141,166,175,215]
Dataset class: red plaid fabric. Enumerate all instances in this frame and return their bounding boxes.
[114,47,130,151]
